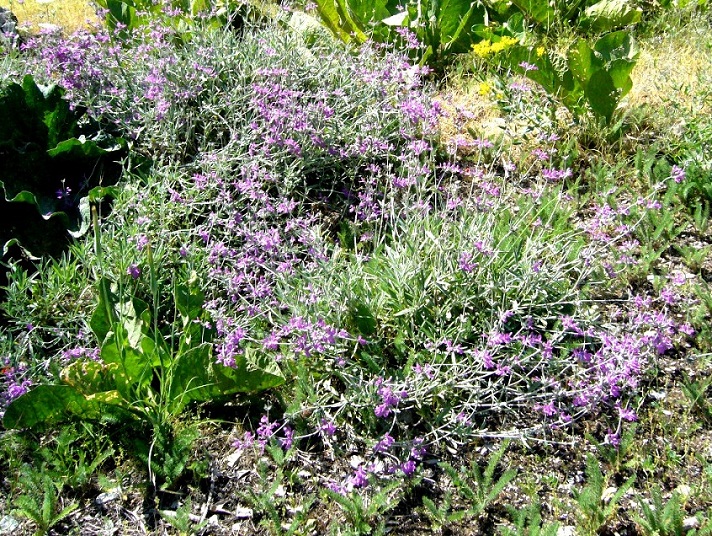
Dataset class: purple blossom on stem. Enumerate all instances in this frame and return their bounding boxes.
[349,466,369,488]
[373,433,395,453]
[400,460,417,476]
[671,165,685,183]
[127,264,141,279]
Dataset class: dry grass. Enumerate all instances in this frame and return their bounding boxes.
[0,0,98,34]
[626,19,712,116]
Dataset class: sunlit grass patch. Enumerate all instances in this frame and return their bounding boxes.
[627,16,712,116]
[0,0,98,33]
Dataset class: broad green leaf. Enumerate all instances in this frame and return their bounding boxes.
[510,0,556,27]
[594,30,638,63]
[101,323,161,396]
[585,69,618,122]
[61,359,119,395]
[568,39,599,85]
[314,0,368,43]
[579,0,642,32]
[608,58,635,97]
[175,272,205,328]
[47,137,111,159]
[169,344,284,412]
[441,1,488,55]
[2,385,106,429]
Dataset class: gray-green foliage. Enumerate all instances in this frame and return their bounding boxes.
[276,188,603,441]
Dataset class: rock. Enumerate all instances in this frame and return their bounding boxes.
[0,515,21,535]
[95,489,123,507]
[557,526,576,536]
[683,516,700,531]
[234,507,253,519]
[0,7,21,50]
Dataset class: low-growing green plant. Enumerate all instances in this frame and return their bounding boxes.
[11,466,79,536]
[500,499,560,536]
[573,454,635,536]
[502,30,639,124]
[35,423,115,492]
[438,441,517,519]
[315,0,488,68]
[681,371,712,425]
[324,479,404,535]
[423,444,518,530]
[159,496,209,536]
[3,214,284,488]
[241,446,315,535]
[634,485,712,536]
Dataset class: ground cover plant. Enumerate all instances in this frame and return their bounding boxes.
[1,0,712,534]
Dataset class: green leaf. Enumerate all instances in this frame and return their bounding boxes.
[510,0,557,27]
[585,69,618,122]
[47,137,110,159]
[568,38,600,85]
[579,0,642,32]
[438,0,486,54]
[169,344,284,412]
[175,272,205,328]
[60,359,119,395]
[594,30,638,63]
[314,0,369,43]
[2,385,106,429]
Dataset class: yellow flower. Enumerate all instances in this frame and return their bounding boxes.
[490,35,519,54]
[472,40,493,58]
[536,46,546,57]
[478,82,492,96]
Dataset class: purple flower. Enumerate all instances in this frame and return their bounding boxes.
[374,403,392,419]
[135,234,149,251]
[349,466,369,488]
[538,402,557,416]
[671,165,685,183]
[127,264,141,279]
[320,418,336,437]
[6,380,31,401]
[618,405,637,422]
[410,438,427,460]
[458,251,478,273]
[279,426,294,450]
[605,429,621,447]
[400,460,417,476]
[373,433,395,453]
